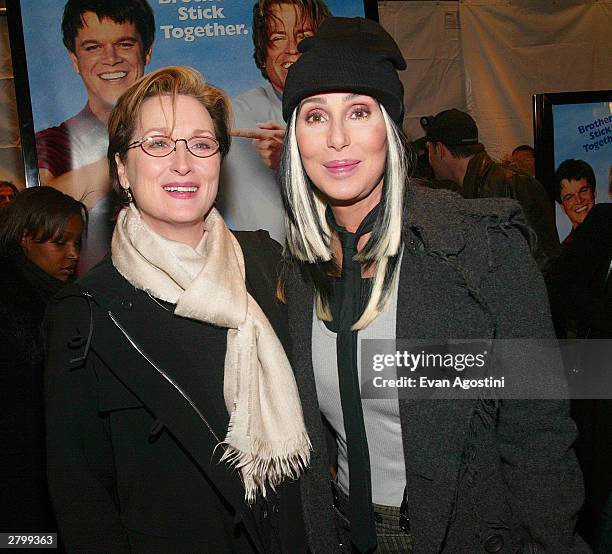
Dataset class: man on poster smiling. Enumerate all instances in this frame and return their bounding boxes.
[35,0,154,270]
[218,0,330,242]
[554,158,597,247]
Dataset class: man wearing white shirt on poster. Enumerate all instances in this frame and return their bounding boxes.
[218,0,330,242]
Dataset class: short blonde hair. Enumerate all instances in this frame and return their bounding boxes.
[108,66,232,206]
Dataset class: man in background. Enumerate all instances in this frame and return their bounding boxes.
[554,159,597,247]
[511,144,535,177]
[35,0,154,270]
[424,108,560,271]
[218,0,330,242]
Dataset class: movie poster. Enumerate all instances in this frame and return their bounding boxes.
[15,0,368,271]
[552,101,612,243]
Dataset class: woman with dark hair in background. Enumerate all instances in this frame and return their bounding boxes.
[44,66,309,553]
[278,16,588,553]
[0,180,18,208]
[0,186,86,538]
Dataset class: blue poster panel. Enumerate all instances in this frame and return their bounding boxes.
[551,101,612,243]
[17,0,369,271]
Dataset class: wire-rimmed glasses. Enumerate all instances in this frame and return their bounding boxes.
[128,135,220,158]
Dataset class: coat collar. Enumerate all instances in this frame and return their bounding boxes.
[403,183,468,257]
[462,150,494,198]
[284,264,342,553]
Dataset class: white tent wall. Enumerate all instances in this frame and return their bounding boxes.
[379,1,466,141]
[381,0,612,159]
[460,0,612,160]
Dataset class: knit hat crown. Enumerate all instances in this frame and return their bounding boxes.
[282,17,406,123]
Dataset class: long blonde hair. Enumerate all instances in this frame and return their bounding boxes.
[280,103,411,329]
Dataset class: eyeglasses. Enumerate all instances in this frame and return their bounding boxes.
[128,135,220,158]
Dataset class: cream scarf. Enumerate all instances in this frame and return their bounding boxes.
[111,204,311,502]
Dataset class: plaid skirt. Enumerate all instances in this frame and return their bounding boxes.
[331,482,413,553]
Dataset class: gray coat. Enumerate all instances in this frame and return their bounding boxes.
[285,185,589,553]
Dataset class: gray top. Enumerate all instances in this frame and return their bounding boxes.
[217,83,285,243]
[311,272,405,506]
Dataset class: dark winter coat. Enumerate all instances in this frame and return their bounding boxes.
[0,254,61,534]
[43,231,302,554]
[546,203,612,549]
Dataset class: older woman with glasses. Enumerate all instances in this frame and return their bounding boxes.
[44,66,310,553]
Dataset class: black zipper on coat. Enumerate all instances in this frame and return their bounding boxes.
[107,310,223,445]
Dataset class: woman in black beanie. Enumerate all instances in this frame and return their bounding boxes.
[279,16,588,554]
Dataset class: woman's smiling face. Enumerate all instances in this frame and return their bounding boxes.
[116,94,221,247]
[295,92,387,223]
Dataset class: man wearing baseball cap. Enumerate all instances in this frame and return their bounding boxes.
[424,108,560,271]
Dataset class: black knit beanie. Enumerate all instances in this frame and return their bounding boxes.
[282,17,406,124]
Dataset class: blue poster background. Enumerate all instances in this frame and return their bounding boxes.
[21,0,364,131]
[552,101,612,241]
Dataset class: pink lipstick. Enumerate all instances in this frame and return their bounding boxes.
[323,159,360,174]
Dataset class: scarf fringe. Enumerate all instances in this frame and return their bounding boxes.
[220,433,312,504]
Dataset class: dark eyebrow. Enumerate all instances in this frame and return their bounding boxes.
[300,97,326,107]
[300,93,365,108]
[80,35,138,46]
[140,127,215,138]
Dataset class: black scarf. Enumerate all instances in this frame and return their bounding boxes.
[324,204,380,553]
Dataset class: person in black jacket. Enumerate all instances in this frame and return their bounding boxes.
[0,186,86,540]
[423,109,560,272]
[546,203,612,552]
[44,66,309,553]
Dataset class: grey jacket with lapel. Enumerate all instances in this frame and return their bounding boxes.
[285,185,588,553]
